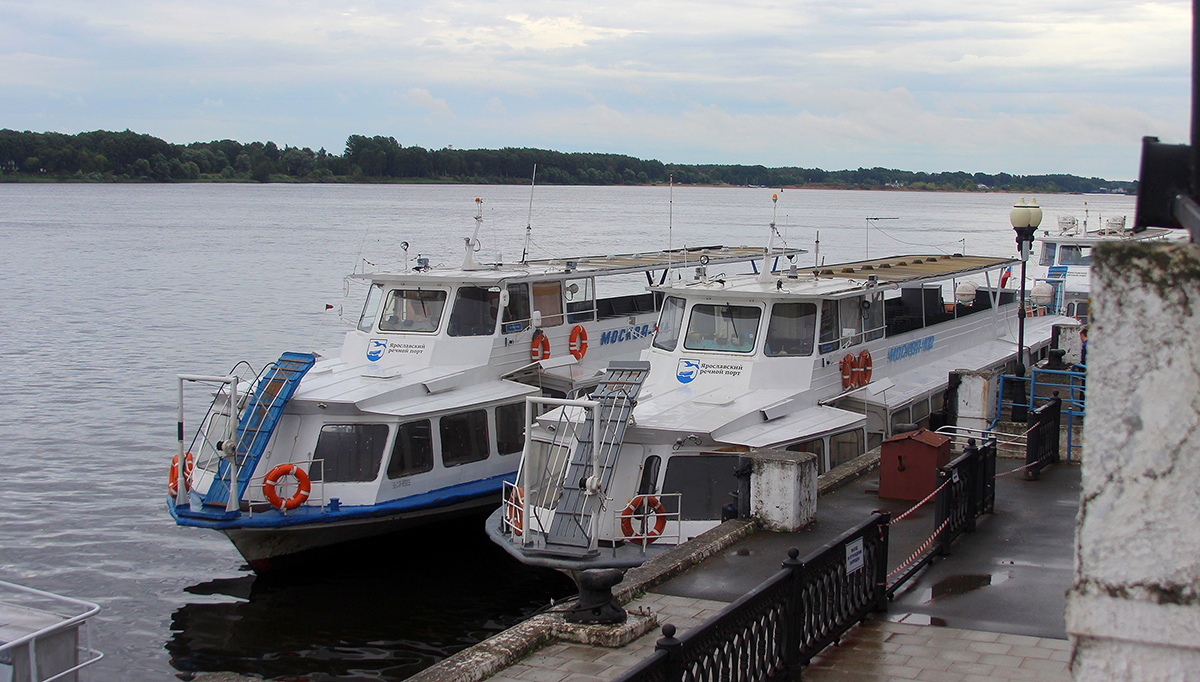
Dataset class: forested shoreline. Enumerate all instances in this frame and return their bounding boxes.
[0,128,1134,194]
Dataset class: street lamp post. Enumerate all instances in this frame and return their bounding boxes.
[1010,198,1042,421]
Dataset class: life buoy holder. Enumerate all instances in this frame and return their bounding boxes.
[263,464,311,511]
[620,495,668,546]
[858,350,873,385]
[168,452,194,497]
[531,332,551,362]
[569,325,588,360]
[505,486,524,536]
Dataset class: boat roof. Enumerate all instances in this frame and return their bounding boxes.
[1037,226,1179,244]
[655,254,1015,299]
[348,245,804,285]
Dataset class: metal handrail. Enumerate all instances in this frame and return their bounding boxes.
[0,580,103,682]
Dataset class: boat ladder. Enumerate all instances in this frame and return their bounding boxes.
[540,361,651,557]
[202,352,315,510]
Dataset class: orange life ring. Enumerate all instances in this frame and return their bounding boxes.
[531,333,550,362]
[505,486,524,536]
[858,350,873,384]
[168,452,194,497]
[620,495,668,546]
[840,354,855,389]
[569,325,589,360]
[263,464,311,511]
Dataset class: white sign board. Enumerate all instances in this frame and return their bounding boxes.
[845,537,865,574]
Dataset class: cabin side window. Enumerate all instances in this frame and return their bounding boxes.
[1039,243,1058,266]
[565,278,596,323]
[661,455,739,520]
[765,302,817,357]
[683,304,761,353]
[441,410,490,466]
[863,293,885,342]
[653,296,686,351]
[387,420,434,478]
[786,438,826,473]
[495,403,525,456]
[637,455,662,495]
[531,281,564,327]
[838,298,865,346]
[378,289,447,333]
[1059,245,1091,266]
[447,287,500,337]
[502,283,532,333]
[829,429,864,470]
[314,424,389,482]
[358,284,384,332]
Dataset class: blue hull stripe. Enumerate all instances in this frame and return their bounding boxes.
[169,472,514,530]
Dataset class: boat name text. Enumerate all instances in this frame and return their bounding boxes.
[887,336,935,362]
[599,324,654,346]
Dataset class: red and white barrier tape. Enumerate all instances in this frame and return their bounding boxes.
[994,460,1041,478]
[890,478,952,524]
[888,516,953,579]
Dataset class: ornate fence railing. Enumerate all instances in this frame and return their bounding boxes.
[1024,394,1062,480]
[612,512,891,682]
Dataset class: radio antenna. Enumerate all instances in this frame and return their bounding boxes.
[521,164,537,264]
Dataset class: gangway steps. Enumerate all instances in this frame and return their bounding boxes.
[203,352,315,508]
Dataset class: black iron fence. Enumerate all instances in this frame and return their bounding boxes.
[614,512,891,682]
[1024,394,1062,480]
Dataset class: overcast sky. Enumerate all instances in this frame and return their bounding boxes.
[1,1,1190,180]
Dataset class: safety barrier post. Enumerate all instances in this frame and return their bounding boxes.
[873,513,891,613]
[654,624,683,682]
[782,547,805,679]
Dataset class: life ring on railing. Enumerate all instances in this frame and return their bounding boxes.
[840,354,855,389]
[620,495,668,546]
[505,486,524,536]
[263,464,311,511]
[569,325,589,360]
[531,332,551,362]
[168,452,194,497]
[858,350,873,385]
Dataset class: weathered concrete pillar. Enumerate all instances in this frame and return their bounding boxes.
[750,448,817,532]
[952,368,1001,434]
[1066,242,1200,680]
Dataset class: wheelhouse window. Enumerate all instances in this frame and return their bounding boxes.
[358,284,384,332]
[819,296,877,352]
[378,289,447,332]
[1039,243,1058,266]
[765,302,817,356]
[863,293,885,342]
[653,296,686,351]
[440,410,489,466]
[1059,245,1091,266]
[502,283,531,334]
[447,287,500,337]
[314,424,388,482]
[387,420,433,478]
[531,281,564,327]
[495,403,525,456]
[564,277,596,323]
[683,304,761,353]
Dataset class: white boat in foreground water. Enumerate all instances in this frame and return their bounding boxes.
[487,250,1071,572]
[167,199,800,568]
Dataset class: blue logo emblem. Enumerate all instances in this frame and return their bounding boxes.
[676,359,699,383]
[366,338,387,362]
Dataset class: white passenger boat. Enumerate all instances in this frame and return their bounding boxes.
[167,199,801,568]
[487,250,1071,572]
[1028,212,1179,322]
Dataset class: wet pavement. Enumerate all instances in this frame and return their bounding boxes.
[471,458,1082,682]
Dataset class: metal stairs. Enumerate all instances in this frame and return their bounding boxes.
[202,352,315,509]
[542,361,651,556]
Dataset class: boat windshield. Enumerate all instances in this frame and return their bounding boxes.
[683,304,761,353]
[1059,245,1091,266]
[447,286,500,337]
[358,283,384,332]
[1039,243,1057,266]
[653,296,686,351]
[378,289,447,332]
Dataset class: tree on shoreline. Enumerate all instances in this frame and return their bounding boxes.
[0,128,1135,194]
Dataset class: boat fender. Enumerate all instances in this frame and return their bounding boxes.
[505,487,524,536]
[168,452,194,497]
[531,330,551,362]
[263,464,311,511]
[620,495,667,546]
[569,325,589,360]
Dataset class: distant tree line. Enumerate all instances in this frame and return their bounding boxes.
[0,128,1135,194]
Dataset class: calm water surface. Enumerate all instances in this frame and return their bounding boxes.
[0,184,1135,681]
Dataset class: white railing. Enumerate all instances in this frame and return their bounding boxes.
[935,425,1026,450]
[0,580,102,682]
[610,492,682,551]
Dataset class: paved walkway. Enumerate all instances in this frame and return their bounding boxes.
[471,462,1081,682]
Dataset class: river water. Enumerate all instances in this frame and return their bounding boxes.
[0,184,1135,681]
